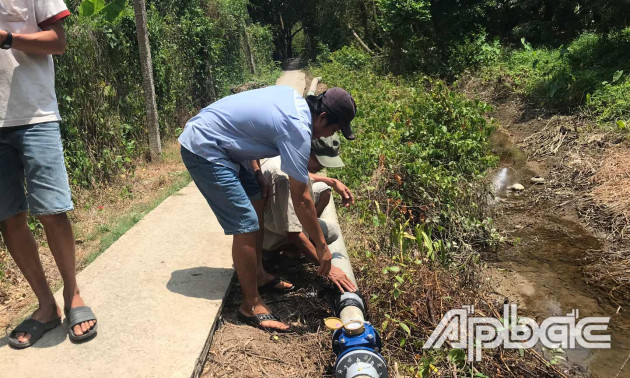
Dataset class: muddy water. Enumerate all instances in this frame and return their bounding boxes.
[487,129,630,377]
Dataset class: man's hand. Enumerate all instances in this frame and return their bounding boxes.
[332,179,355,208]
[328,266,357,293]
[0,30,7,43]
[316,244,332,277]
[254,169,270,201]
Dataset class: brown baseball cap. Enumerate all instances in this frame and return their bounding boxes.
[320,87,357,140]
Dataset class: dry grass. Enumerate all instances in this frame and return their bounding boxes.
[203,254,337,378]
[463,72,629,243]
[513,119,630,304]
[583,146,630,301]
[0,139,189,331]
[519,116,582,158]
[584,247,630,304]
[590,147,630,222]
[205,321,330,378]
[462,75,630,305]
[502,108,630,303]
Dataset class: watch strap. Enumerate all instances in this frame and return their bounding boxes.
[1,32,13,49]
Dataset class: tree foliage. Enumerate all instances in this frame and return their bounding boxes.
[250,0,629,77]
[56,0,277,187]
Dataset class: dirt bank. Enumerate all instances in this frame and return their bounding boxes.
[460,76,629,302]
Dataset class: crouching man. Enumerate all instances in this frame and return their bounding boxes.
[259,134,356,293]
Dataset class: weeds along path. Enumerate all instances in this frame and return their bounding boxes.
[477,92,630,377]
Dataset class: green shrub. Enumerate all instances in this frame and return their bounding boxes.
[311,61,499,374]
[248,23,277,72]
[482,29,630,128]
[447,31,501,76]
[314,61,497,266]
[587,74,630,128]
[330,46,372,70]
[315,42,332,64]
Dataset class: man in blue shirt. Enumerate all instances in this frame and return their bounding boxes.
[179,86,357,331]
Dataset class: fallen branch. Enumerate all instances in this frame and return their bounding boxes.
[348,24,372,54]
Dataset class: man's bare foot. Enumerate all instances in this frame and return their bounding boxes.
[239,301,289,331]
[14,302,61,344]
[257,271,293,290]
[65,292,96,336]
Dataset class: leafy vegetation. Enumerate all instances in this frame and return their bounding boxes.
[312,48,506,375]
[78,0,127,22]
[290,1,629,374]
[479,29,630,129]
[318,49,497,258]
[56,0,279,187]
[248,0,626,82]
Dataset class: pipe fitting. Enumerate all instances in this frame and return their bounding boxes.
[336,292,366,318]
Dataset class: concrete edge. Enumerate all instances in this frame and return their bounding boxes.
[191,273,236,378]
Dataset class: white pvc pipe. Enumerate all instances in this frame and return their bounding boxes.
[319,186,364,325]
[307,77,322,96]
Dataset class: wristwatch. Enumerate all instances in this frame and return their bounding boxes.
[1,32,13,50]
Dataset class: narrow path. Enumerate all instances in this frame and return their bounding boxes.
[276,68,306,95]
[0,184,234,377]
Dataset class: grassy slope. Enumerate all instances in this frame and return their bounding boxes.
[478,29,630,131]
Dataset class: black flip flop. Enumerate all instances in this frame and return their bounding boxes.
[258,277,295,293]
[237,311,291,333]
[8,317,62,349]
[65,306,98,342]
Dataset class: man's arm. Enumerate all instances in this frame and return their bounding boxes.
[287,231,356,292]
[250,159,262,172]
[0,21,66,55]
[309,173,355,208]
[288,177,332,276]
[250,160,269,200]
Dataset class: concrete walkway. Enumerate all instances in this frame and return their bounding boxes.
[0,71,306,377]
[276,69,306,95]
[0,183,234,377]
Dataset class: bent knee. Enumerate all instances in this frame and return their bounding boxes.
[0,212,28,232]
[37,212,68,227]
[318,219,340,244]
[315,189,331,204]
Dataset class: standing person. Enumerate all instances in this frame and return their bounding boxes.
[261,134,357,293]
[179,86,357,331]
[1,1,97,348]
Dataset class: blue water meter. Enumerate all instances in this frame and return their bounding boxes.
[332,322,388,378]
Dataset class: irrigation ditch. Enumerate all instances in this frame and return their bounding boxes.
[480,93,630,377]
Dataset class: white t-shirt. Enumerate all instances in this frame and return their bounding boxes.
[0,0,70,128]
